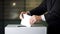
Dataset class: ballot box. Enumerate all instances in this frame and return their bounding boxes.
[5,24,47,34]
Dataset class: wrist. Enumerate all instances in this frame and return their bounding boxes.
[35,15,42,22]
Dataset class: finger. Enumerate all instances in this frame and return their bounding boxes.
[19,14,23,20]
[21,12,25,14]
[19,12,26,19]
[30,17,36,25]
[30,18,33,25]
[30,19,36,25]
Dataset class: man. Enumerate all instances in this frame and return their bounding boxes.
[20,0,60,34]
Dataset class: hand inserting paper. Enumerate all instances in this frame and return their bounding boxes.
[19,11,42,27]
[20,14,32,27]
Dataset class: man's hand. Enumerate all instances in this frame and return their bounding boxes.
[19,11,30,20]
[30,15,42,25]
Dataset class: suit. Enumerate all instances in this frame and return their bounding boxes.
[29,0,60,34]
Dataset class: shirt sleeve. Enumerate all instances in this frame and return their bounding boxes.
[41,14,46,21]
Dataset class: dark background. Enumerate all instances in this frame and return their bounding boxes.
[4,0,25,27]
[0,0,3,34]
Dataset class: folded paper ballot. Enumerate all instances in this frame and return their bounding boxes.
[20,14,31,27]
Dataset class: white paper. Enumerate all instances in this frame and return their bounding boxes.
[20,14,31,27]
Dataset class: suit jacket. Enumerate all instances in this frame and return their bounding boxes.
[30,0,60,34]
[30,0,60,24]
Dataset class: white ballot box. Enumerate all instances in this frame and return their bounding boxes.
[5,24,47,34]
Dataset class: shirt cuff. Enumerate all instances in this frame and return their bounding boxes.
[41,15,46,21]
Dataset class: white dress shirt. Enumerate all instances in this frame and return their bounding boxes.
[41,15,46,21]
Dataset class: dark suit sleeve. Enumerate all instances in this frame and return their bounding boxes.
[44,0,60,24]
[29,0,47,16]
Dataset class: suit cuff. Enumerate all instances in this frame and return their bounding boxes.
[41,14,46,21]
